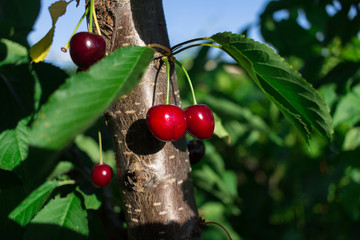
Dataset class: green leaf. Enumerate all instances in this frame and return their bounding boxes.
[0,118,29,171]
[47,161,74,180]
[0,64,35,132]
[333,84,360,128]
[209,32,333,142]
[76,187,101,210]
[0,0,40,46]
[341,181,360,220]
[343,127,360,151]
[30,46,154,150]
[75,134,115,169]
[74,135,100,163]
[0,39,28,66]
[213,112,231,144]
[8,180,58,226]
[24,193,88,239]
[200,202,242,240]
[29,0,73,63]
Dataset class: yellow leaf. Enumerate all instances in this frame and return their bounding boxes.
[30,0,73,63]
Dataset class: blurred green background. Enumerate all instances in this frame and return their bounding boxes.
[177,0,360,239]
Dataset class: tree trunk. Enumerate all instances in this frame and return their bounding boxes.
[94,0,201,239]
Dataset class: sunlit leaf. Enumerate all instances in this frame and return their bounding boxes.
[0,39,28,66]
[76,187,101,210]
[24,193,88,239]
[30,46,154,150]
[29,0,73,63]
[8,181,58,226]
[209,32,333,143]
[0,118,29,171]
[343,127,360,151]
[213,112,231,144]
[333,84,360,128]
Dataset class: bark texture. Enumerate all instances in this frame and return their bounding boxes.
[94,0,201,239]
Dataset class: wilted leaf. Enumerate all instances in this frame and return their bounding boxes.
[29,0,73,63]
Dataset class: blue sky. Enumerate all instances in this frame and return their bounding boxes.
[28,0,270,68]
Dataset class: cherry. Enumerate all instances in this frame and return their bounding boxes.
[69,32,106,69]
[185,104,214,139]
[187,140,205,165]
[91,163,113,187]
[146,104,187,142]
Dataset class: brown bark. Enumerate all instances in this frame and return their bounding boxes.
[94,0,201,239]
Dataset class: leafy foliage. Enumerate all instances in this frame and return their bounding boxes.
[209,32,333,143]
[8,181,58,226]
[29,0,73,63]
[0,118,29,170]
[24,193,88,239]
[1,0,360,239]
[0,2,154,236]
[30,46,154,150]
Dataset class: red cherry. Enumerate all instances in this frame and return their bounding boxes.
[185,104,214,139]
[146,104,187,142]
[70,32,106,69]
[187,140,205,165]
[91,163,113,187]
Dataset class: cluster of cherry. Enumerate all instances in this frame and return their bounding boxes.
[68,31,212,188]
[146,104,213,165]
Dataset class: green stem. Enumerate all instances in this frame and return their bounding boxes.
[98,121,103,165]
[174,59,197,105]
[57,180,76,187]
[92,3,101,35]
[61,6,90,52]
[172,43,222,56]
[163,57,171,105]
[171,37,208,51]
[89,0,94,33]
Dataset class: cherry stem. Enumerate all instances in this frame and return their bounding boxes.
[206,222,233,240]
[92,3,101,35]
[89,0,94,33]
[98,121,103,165]
[163,57,171,105]
[174,59,197,105]
[172,43,221,56]
[171,37,207,51]
[61,6,89,52]
[57,180,76,187]
[147,44,172,55]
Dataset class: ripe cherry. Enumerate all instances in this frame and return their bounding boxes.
[91,163,113,187]
[70,32,106,69]
[185,104,214,139]
[187,140,205,165]
[146,104,187,142]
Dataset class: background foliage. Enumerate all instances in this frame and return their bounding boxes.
[1,0,360,239]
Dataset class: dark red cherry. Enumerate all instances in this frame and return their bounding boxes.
[187,140,205,165]
[146,104,187,142]
[185,104,214,139]
[91,163,113,187]
[70,32,106,69]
